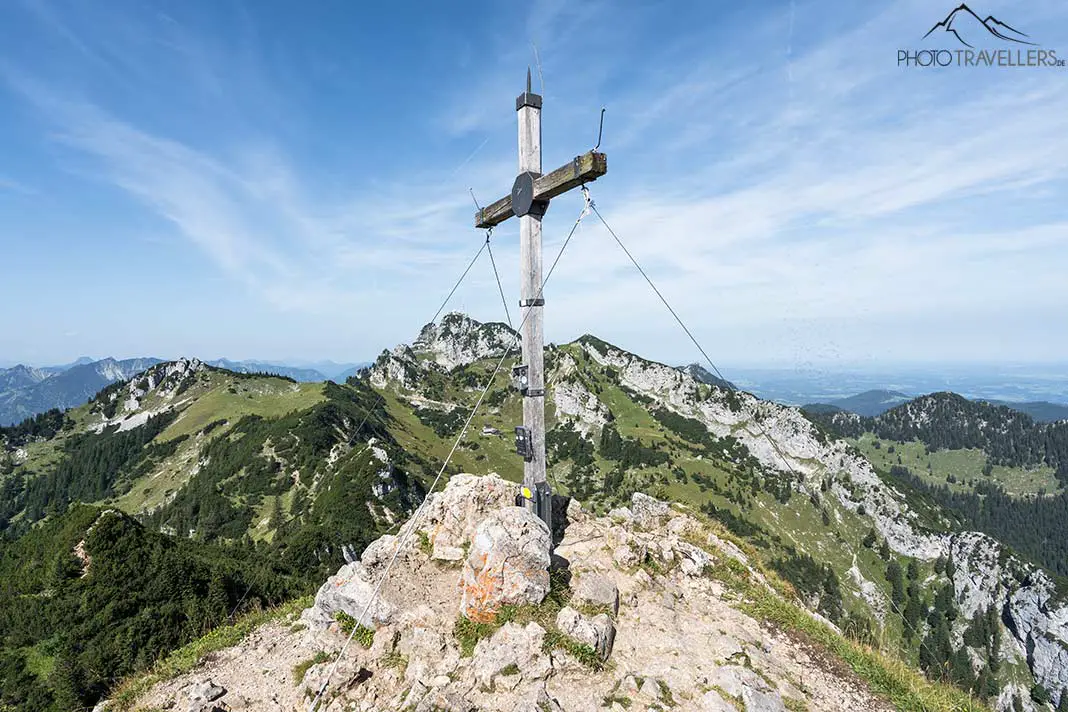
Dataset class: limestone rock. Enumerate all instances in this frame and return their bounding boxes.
[631,492,670,528]
[707,665,786,712]
[555,606,615,660]
[676,540,714,577]
[460,507,550,622]
[572,573,620,615]
[185,679,226,712]
[409,473,518,562]
[701,689,736,711]
[360,534,398,575]
[553,380,611,436]
[565,497,586,523]
[513,683,565,712]
[613,544,639,569]
[950,531,1068,701]
[471,622,551,687]
[638,676,662,700]
[303,561,395,629]
[413,688,476,712]
[397,626,460,683]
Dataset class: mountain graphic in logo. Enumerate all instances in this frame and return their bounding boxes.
[923,4,1037,48]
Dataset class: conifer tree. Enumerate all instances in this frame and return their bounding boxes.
[268,496,285,533]
[879,540,892,561]
[886,560,906,609]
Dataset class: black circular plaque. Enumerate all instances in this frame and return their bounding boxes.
[511,171,536,217]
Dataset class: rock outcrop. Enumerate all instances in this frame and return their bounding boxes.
[460,506,551,622]
[301,561,397,629]
[577,336,947,562]
[951,531,1068,705]
[368,313,517,388]
[131,475,898,712]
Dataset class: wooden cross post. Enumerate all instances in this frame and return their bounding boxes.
[474,70,607,543]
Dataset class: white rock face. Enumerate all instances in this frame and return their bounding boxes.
[848,562,887,622]
[414,312,517,370]
[551,352,611,436]
[368,313,517,389]
[707,665,786,712]
[571,573,620,615]
[302,561,396,629]
[950,532,1068,706]
[460,506,551,622]
[403,472,518,562]
[631,492,671,529]
[556,605,616,660]
[471,622,551,687]
[579,337,945,562]
[92,357,206,433]
[183,678,226,712]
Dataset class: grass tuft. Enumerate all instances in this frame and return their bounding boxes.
[292,650,332,685]
[334,611,375,647]
[417,530,433,556]
[453,615,498,657]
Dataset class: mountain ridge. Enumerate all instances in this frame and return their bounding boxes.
[804,389,1068,422]
[2,314,1067,710]
[0,357,163,426]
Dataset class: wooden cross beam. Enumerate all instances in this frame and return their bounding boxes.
[473,69,607,545]
[474,150,607,229]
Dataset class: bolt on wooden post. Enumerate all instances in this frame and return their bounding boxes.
[474,69,607,549]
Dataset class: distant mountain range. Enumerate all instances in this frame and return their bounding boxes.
[0,357,162,425]
[0,357,372,426]
[205,359,371,382]
[804,389,1068,423]
[204,359,329,382]
[802,389,912,417]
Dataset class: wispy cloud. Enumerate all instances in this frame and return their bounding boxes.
[2,0,1066,364]
[0,175,35,195]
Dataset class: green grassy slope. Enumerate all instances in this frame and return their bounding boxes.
[852,433,1061,496]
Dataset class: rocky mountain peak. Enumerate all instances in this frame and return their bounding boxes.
[678,363,735,390]
[90,357,205,432]
[126,474,899,712]
[369,313,518,389]
[415,312,517,369]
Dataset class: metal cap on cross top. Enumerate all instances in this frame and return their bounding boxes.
[474,70,608,554]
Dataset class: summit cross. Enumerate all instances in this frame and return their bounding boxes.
[474,69,607,541]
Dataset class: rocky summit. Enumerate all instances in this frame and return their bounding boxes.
[130,474,897,712]
[6,315,1068,712]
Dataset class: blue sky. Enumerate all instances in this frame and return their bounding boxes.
[1,0,1066,370]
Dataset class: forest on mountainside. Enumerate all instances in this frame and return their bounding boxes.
[804,392,1068,485]
[884,464,1068,578]
[0,506,309,711]
[0,377,430,709]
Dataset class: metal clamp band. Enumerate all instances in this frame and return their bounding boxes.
[526,388,545,397]
[519,298,545,307]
